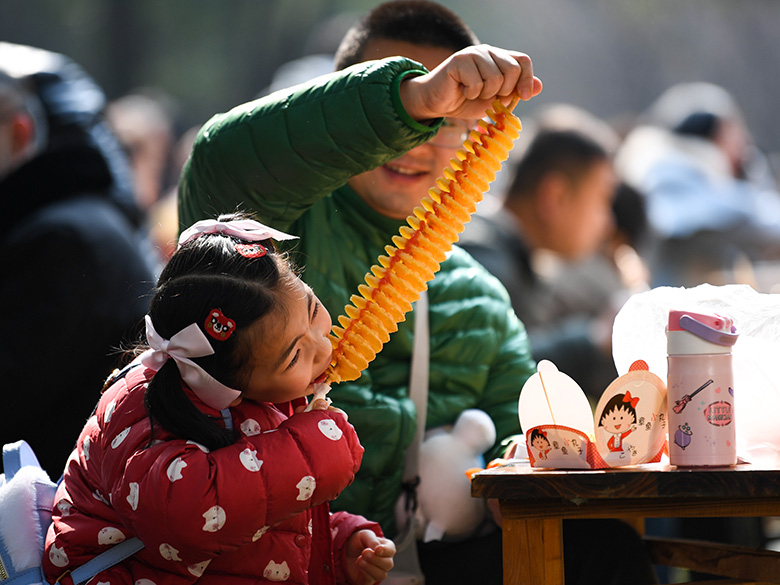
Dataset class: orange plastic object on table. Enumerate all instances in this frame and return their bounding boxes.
[326,98,523,384]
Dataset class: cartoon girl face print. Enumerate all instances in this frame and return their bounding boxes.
[296,476,316,501]
[202,505,226,532]
[531,434,549,452]
[529,429,551,460]
[601,404,634,435]
[598,392,639,455]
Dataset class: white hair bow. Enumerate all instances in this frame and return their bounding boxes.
[178,218,298,248]
[140,315,241,410]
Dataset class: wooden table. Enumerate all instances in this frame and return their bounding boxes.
[471,460,780,585]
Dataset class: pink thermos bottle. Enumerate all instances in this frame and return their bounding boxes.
[667,310,738,467]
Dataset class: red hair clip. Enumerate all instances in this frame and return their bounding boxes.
[205,309,236,341]
[235,243,267,258]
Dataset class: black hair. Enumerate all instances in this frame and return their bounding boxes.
[529,428,550,446]
[143,213,298,449]
[506,129,609,203]
[612,181,649,250]
[673,111,720,140]
[598,393,638,428]
[334,0,479,71]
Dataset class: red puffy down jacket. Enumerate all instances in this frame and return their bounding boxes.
[43,365,378,584]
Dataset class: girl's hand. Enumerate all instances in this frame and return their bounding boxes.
[400,44,543,122]
[295,398,348,419]
[346,529,396,585]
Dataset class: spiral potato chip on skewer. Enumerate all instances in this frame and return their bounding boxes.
[327,98,522,383]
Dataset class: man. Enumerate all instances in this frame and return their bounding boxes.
[179,0,538,534]
[178,3,655,583]
[0,43,157,478]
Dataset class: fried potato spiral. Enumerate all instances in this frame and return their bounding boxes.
[327,99,522,383]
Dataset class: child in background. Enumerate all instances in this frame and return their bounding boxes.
[43,215,395,585]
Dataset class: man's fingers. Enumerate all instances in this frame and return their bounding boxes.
[508,51,539,100]
[485,47,525,98]
[451,57,485,101]
[455,46,540,103]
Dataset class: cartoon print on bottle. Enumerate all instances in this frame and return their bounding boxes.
[672,379,713,414]
[674,422,693,450]
[598,391,639,458]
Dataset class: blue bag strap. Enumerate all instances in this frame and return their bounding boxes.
[2,441,41,480]
[1,566,46,585]
[69,537,145,584]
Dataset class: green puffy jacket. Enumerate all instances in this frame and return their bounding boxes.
[179,56,536,536]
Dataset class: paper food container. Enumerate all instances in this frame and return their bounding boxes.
[519,360,667,469]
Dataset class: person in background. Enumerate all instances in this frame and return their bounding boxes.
[146,124,202,261]
[616,81,780,288]
[177,2,656,583]
[107,89,180,264]
[106,89,176,213]
[459,110,620,401]
[0,42,157,479]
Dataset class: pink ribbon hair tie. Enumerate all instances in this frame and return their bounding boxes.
[140,315,242,410]
[178,218,298,248]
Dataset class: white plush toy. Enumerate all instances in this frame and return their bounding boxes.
[412,409,497,542]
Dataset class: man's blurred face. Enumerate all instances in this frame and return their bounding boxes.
[0,117,13,179]
[550,159,616,260]
[0,112,31,181]
[347,39,470,219]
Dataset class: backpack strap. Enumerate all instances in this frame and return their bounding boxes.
[68,537,145,585]
[1,567,46,585]
[2,441,42,480]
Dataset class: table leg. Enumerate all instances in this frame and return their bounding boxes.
[503,516,564,585]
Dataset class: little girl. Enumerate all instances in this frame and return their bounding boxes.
[43,215,395,585]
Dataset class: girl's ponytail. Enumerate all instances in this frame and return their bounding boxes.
[145,359,237,450]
